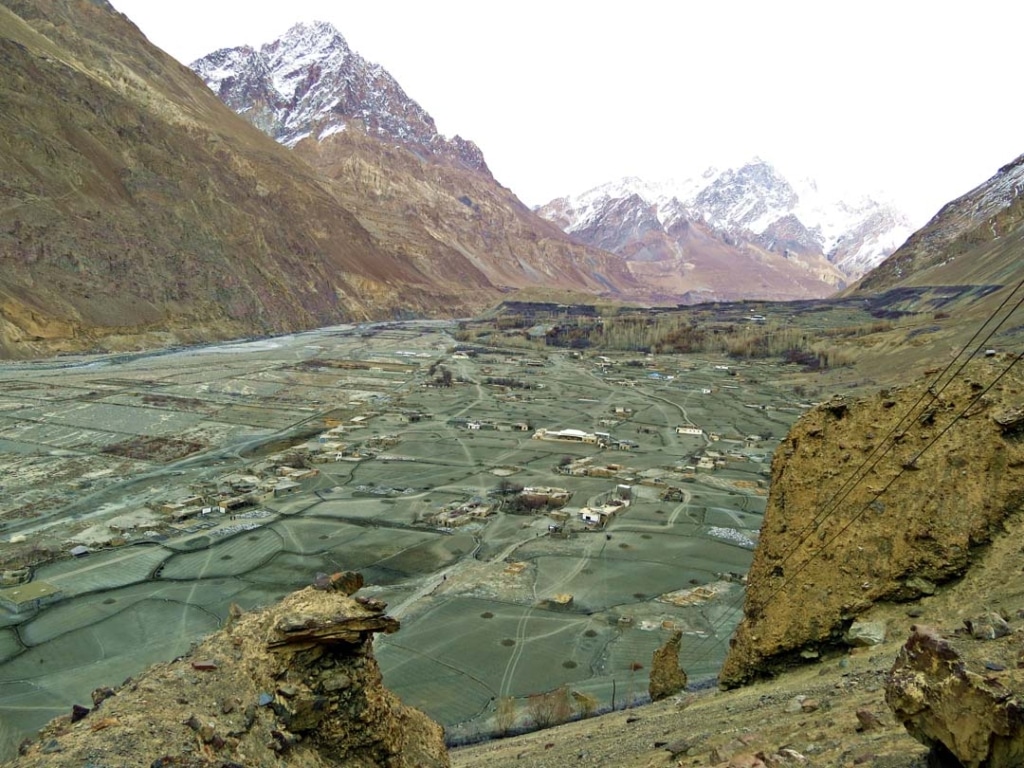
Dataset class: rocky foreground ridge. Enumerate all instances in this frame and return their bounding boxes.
[6,573,448,768]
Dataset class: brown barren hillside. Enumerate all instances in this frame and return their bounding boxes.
[293,129,639,297]
[0,0,448,357]
[0,0,638,359]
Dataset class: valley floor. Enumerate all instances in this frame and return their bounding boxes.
[0,320,799,759]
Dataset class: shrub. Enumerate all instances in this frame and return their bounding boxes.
[526,686,572,729]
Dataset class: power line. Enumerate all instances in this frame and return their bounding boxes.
[681,278,1024,672]
[744,348,1023,623]
[776,275,1024,562]
[689,347,1023,675]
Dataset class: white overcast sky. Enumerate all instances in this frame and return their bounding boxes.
[110,0,1021,225]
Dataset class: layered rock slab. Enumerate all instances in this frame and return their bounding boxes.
[8,577,448,767]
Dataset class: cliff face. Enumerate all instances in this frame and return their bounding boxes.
[720,357,1024,687]
[7,577,448,768]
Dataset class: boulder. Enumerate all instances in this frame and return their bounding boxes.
[720,361,1024,687]
[885,624,1024,767]
[845,618,886,647]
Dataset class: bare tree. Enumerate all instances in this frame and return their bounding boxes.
[526,686,572,729]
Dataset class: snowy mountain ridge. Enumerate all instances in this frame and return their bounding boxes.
[544,160,914,278]
[191,21,487,173]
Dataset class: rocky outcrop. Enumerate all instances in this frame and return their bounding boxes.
[648,630,688,702]
[720,358,1024,687]
[8,575,448,767]
[885,622,1024,767]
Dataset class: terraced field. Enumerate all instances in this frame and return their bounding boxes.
[0,318,805,758]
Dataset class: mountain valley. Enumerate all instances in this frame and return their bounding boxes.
[0,2,1023,767]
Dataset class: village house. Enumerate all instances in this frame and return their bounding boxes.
[519,487,572,508]
[532,428,598,444]
[159,501,207,522]
[429,498,493,527]
[269,464,320,482]
[273,479,301,498]
[218,495,256,513]
[578,495,630,528]
[0,581,62,614]
[676,426,704,436]
[309,442,347,462]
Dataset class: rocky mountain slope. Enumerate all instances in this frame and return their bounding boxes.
[7,574,449,768]
[813,152,1024,386]
[538,161,914,299]
[190,21,642,306]
[0,0,446,357]
[0,2,636,359]
[855,153,1024,294]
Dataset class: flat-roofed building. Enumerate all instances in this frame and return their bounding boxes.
[0,581,62,614]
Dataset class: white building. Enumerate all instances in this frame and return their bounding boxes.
[532,428,598,444]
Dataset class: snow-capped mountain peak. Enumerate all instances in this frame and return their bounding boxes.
[540,159,913,279]
[191,21,488,173]
[262,21,351,103]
